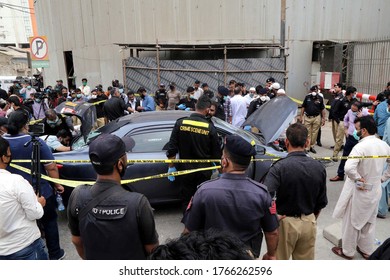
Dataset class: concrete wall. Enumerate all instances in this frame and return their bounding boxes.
[34,0,390,98]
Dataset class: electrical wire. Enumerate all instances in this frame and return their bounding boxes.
[0,3,35,14]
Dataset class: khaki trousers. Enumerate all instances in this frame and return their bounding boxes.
[331,120,338,142]
[333,120,345,157]
[277,214,317,260]
[304,115,321,148]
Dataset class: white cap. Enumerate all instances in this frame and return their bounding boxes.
[277,89,286,95]
[271,82,281,90]
[249,87,256,92]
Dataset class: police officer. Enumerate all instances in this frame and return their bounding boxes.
[67,134,159,260]
[330,86,357,160]
[246,88,269,118]
[155,83,168,110]
[166,95,221,212]
[298,86,326,153]
[213,86,230,121]
[183,134,279,259]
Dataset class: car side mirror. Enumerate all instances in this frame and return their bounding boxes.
[255,145,266,155]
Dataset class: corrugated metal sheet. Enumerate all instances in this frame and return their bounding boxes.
[124,57,285,94]
[348,39,390,95]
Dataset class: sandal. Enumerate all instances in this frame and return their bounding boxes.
[332,247,353,260]
[356,247,369,260]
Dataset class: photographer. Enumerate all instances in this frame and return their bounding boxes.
[31,92,50,120]
[3,110,66,260]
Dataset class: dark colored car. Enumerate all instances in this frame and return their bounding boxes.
[55,96,297,205]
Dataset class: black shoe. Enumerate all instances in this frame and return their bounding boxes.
[309,147,317,154]
[317,142,322,147]
[330,146,335,149]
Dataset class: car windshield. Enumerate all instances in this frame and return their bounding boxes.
[71,119,131,150]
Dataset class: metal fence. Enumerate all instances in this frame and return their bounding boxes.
[124,57,286,95]
[347,38,390,95]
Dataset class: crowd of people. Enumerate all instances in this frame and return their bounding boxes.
[1,74,390,261]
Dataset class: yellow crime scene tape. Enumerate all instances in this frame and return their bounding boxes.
[289,96,331,110]
[9,163,221,189]
[10,154,390,189]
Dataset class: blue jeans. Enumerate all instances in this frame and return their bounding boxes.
[0,238,48,260]
[40,194,62,260]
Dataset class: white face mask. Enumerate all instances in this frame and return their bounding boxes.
[260,96,266,102]
[312,92,317,97]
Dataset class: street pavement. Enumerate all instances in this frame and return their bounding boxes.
[56,120,390,260]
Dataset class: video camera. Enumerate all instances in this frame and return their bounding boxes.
[28,123,45,136]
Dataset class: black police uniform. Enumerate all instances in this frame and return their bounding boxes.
[302,94,324,117]
[155,89,168,109]
[166,113,221,210]
[177,97,196,110]
[332,96,357,123]
[103,96,130,121]
[184,173,279,258]
[246,98,267,118]
[264,151,328,217]
[214,96,226,121]
[88,94,108,119]
[67,180,158,260]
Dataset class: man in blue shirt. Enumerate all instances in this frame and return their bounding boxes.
[373,97,390,139]
[136,87,155,112]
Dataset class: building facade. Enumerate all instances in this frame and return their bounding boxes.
[34,0,390,98]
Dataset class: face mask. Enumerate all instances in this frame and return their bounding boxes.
[312,92,317,97]
[91,94,97,99]
[249,93,254,98]
[260,96,266,102]
[27,86,32,90]
[223,96,228,101]
[76,94,82,99]
[35,98,41,103]
[119,88,124,94]
[352,111,358,116]
[353,129,361,141]
[190,95,195,99]
[82,82,87,86]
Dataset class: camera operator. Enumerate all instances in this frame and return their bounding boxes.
[31,92,50,120]
[3,110,66,260]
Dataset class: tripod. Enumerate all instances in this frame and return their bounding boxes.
[24,134,42,196]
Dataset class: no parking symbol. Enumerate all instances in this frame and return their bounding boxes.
[29,36,50,68]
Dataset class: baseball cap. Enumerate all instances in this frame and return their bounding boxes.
[224,134,256,166]
[217,86,229,96]
[89,134,126,166]
[266,77,275,83]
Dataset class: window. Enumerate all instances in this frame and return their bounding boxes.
[128,130,172,153]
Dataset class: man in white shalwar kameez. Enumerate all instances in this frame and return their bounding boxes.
[332,116,390,259]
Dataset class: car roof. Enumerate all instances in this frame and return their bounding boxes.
[119,111,192,124]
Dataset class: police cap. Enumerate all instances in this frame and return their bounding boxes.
[224,135,256,166]
[89,134,126,166]
[217,86,229,96]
